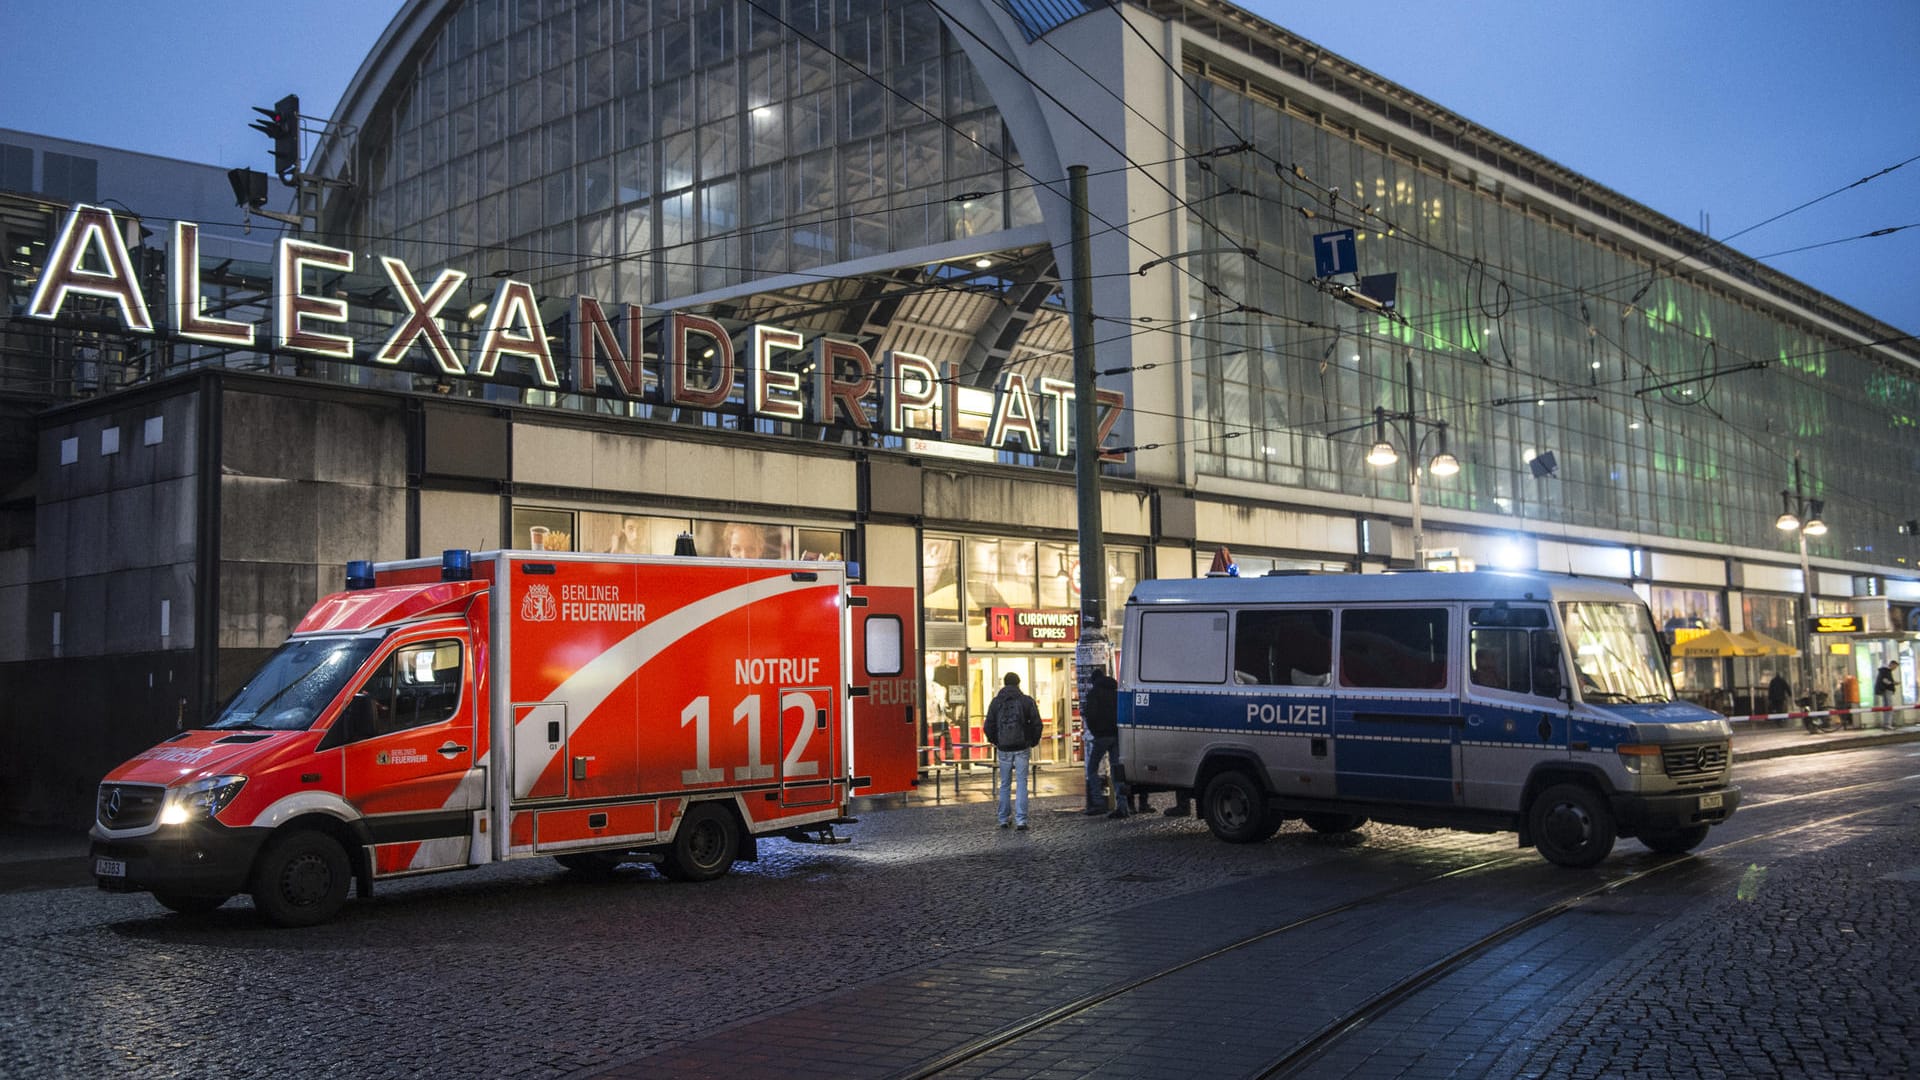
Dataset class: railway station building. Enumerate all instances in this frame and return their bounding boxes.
[3,0,1917,823]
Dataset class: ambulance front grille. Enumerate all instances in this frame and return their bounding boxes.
[1662,743,1728,779]
[97,783,165,830]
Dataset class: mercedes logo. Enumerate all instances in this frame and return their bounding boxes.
[105,788,122,821]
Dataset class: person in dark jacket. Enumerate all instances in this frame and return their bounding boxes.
[1767,671,1791,715]
[1082,671,1127,817]
[984,672,1041,830]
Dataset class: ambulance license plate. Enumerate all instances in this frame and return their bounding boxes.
[95,857,126,878]
[1697,792,1723,811]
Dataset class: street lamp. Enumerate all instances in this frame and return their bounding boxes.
[1333,360,1459,568]
[1775,452,1827,701]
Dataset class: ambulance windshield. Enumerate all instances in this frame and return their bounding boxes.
[210,636,384,731]
[1557,601,1674,705]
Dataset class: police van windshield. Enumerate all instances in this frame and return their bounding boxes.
[1558,601,1673,705]
[209,636,384,731]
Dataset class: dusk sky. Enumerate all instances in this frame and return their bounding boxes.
[4,0,1914,333]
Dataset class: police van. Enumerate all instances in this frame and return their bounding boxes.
[1118,571,1739,866]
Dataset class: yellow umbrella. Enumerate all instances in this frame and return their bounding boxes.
[1670,628,1768,657]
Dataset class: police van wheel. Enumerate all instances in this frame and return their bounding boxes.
[661,803,740,882]
[1529,783,1616,868]
[1638,825,1710,854]
[1300,812,1367,835]
[252,830,351,927]
[153,892,231,915]
[1202,770,1272,844]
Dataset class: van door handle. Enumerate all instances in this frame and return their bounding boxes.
[439,742,469,756]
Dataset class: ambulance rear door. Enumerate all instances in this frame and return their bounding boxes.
[849,585,918,797]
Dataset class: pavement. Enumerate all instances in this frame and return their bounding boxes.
[3,717,1915,886]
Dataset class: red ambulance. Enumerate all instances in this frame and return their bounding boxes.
[89,549,918,926]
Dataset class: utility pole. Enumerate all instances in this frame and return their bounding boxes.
[1069,165,1109,687]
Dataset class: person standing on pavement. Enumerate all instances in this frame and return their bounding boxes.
[984,672,1042,830]
[1767,671,1791,715]
[1875,660,1900,718]
[1081,670,1127,818]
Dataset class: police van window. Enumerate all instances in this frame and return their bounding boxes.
[1470,629,1529,693]
[1469,606,1552,696]
[1234,609,1333,686]
[360,639,463,737]
[1339,608,1448,689]
[1138,610,1228,684]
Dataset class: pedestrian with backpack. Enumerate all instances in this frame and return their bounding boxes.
[1081,670,1127,818]
[984,672,1043,830]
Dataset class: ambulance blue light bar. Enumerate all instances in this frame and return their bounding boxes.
[345,560,376,590]
[442,549,473,581]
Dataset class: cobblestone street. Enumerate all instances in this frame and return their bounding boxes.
[0,730,1914,1079]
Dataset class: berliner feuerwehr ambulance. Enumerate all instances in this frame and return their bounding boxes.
[91,550,916,925]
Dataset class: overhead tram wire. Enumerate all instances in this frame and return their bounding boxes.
[1227,135,1920,379]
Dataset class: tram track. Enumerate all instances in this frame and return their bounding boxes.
[890,772,1917,1080]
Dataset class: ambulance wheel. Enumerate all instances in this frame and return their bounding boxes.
[252,830,351,927]
[1202,770,1272,844]
[661,803,739,882]
[153,892,231,915]
[555,852,627,878]
[1300,812,1368,835]
[1639,825,1710,855]
[1529,783,1616,868]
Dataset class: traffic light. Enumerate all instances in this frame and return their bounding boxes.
[249,94,301,182]
[227,167,269,210]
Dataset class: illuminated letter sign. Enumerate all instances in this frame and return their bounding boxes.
[25,203,1130,458]
[275,238,355,357]
[575,296,646,397]
[744,325,807,421]
[472,279,557,387]
[169,222,253,346]
[375,257,467,374]
[882,351,941,435]
[663,312,734,407]
[986,607,1081,643]
[987,371,1041,452]
[28,204,153,331]
[811,338,875,430]
[1809,615,1865,634]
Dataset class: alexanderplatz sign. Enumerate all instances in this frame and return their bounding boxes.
[27,204,1125,457]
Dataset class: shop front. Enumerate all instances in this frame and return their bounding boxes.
[921,533,1142,768]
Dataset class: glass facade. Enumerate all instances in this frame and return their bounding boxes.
[1178,65,1920,563]
[355,0,1038,308]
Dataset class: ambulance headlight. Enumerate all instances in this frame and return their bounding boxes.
[159,775,247,825]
